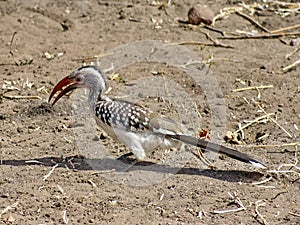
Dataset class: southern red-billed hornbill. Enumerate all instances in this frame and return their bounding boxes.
[49,65,266,169]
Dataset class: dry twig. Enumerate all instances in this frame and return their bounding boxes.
[267,146,300,179]
[232,85,273,92]
[199,29,234,48]
[255,200,269,225]
[25,160,44,164]
[271,24,300,34]
[62,210,69,224]
[289,212,300,217]
[234,113,274,134]
[0,202,19,218]
[251,176,273,186]
[88,179,97,188]
[286,47,300,59]
[3,94,42,100]
[213,192,246,214]
[253,101,293,138]
[218,32,300,40]
[244,142,300,148]
[90,169,116,175]
[170,41,233,48]
[235,11,270,33]
[282,59,300,73]
[203,24,226,36]
[9,32,17,56]
[43,163,59,181]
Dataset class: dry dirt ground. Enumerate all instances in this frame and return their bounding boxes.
[0,0,300,224]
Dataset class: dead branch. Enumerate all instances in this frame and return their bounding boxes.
[9,32,17,56]
[171,41,233,48]
[213,192,246,214]
[0,202,19,218]
[255,200,269,225]
[253,100,293,138]
[271,24,300,34]
[236,11,270,33]
[286,47,300,59]
[282,59,300,73]
[3,94,42,100]
[199,29,233,48]
[244,142,300,148]
[234,113,274,134]
[251,176,273,185]
[218,32,300,40]
[289,212,300,217]
[43,163,59,181]
[232,85,273,92]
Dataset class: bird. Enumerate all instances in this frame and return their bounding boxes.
[48,65,267,169]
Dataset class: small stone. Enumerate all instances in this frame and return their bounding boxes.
[188,4,214,25]
[8,214,15,223]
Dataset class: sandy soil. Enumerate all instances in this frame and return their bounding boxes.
[0,0,299,224]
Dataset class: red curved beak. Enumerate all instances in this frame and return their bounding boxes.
[48,76,80,105]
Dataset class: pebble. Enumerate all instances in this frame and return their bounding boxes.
[188,4,214,25]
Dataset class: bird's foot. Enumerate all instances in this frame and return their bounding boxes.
[196,149,217,170]
[116,152,134,161]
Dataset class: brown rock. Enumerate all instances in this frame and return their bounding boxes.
[188,4,214,25]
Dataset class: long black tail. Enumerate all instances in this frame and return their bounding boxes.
[168,134,267,169]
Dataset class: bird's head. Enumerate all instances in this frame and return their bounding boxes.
[48,65,106,105]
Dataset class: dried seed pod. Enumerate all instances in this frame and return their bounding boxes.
[188,4,214,25]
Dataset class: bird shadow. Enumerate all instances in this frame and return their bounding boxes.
[0,154,265,183]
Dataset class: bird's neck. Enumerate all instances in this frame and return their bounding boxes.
[88,88,102,111]
[88,88,111,111]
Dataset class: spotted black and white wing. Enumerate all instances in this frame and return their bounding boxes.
[95,100,152,132]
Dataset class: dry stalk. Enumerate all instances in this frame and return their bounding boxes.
[57,185,65,194]
[255,200,269,225]
[251,176,273,185]
[286,47,300,59]
[88,179,97,188]
[90,169,116,175]
[267,146,300,176]
[218,32,300,40]
[244,142,300,148]
[213,192,246,214]
[212,6,243,25]
[289,212,300,217]
[202,24,226,36]
[235,11,270,33]
[0,202,19,218]
[271,24,300,34]
[9,32,17,56]
[256,185,276,189]
[282,59,300,73]
[199,29,234,49]
[170,41,233,48]
[43,163,59,181]
[232,85,273,92]
[62,210,69,224]
[3,94,42,100]
[234,113,274,134]
[25,160,44,164]
[253,100,293,138]
[277,147,299,171]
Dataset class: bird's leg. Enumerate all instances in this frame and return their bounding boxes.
[122,159,141,172]
[195,128,216,169]
[196,148,217,170]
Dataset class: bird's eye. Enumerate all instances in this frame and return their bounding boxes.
[75,77,82,82]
